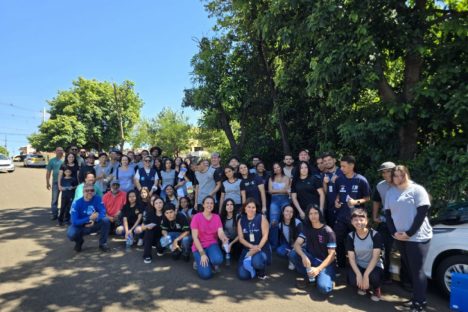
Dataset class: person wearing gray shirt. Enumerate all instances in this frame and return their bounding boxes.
[346,208,384,302]
[195,159,221,211]
[384,165,432,311]
[219,166,242,213]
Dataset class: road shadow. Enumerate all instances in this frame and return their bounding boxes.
[0,207,449,312]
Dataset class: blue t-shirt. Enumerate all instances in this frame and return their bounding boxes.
[323,168,344,204]
[240,175,264,205]
[335,173,371,223]
[70,195,106,226]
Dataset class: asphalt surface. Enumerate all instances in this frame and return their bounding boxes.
[0,166,450,312]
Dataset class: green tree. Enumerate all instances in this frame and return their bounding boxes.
[29,77,143,151]
[0,146,9,156]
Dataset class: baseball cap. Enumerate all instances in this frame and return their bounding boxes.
[110,179,121,185]
[378,161,396,171]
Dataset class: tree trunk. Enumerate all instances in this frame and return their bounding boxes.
[217,106,240,157]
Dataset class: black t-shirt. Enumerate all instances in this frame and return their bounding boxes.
[142,206,163,227]
[61,164,80,181]
[299,224,336,262]
[61,176,78,191]
[291,175,322,209]
[240,174,263,204]
[161,212,190,233]
[121,204,143,227]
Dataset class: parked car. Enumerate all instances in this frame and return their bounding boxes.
[23,154,47,168]
[424,201,468,296]
[0,154,15,172]
[13,154,26,162]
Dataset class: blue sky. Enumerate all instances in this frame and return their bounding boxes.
[0,0,214,155]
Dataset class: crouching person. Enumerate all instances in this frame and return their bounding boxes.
[160,203,192,261]
[289,205,336,295]
[67,183,110,252]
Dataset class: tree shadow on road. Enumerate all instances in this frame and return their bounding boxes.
[0,207,448,312]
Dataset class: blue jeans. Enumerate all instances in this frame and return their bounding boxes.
[237,249,269,280]
[269,195,290,248]
[193,243,224,280]
[67,218,110,246]
[276,243,293,258]
[51,182,60,217]
[289,249,335,294]
[167,232,192,254]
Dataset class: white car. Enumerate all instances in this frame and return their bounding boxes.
[23,154,47,168]
[0,154,15,172]
[424,202,468,296]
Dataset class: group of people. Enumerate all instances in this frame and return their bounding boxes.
[45,145,432,312]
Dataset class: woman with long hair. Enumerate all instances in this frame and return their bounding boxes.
[239,163,267,214]
[219,166,242,214]
[58,153,79,191]
[274,204,303,271]
[159,158,177,200]
[220,198,240,265]
[268,162,291,248]
[116,190,143,247]
[291,161,325,220]
[115,155,135,192]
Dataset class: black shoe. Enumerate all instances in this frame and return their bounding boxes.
[58,221,64,227]
[99,244,110,252]
[182,252,190,262]
[74,241,83,252]
[51,215,58,221]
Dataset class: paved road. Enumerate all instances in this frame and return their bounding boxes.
[0,166,450,312]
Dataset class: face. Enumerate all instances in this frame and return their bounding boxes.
[299,163,309,176]
[154,159,161,167]
[273,164,282,175]
[111,183,120,192]
[298,151,309,162]
[121,156,129,166]
[308,208,321,223]
[351,215,368,230]
[128,192,137,204]
[165,160,172,170]
[229,158,239,169]
[239,164,249,176]
[70,146,78,154]
[99,155,107,163]
[284,155,293,166]
[252,158,260,166]
[180,198,188,208]
[141,189,149,199]
[283,206,294,221]
[203,160,209,168]
[86,157,94,165]
[56,147,64,157]
[144,158,152,167]
[165,209,176,221]
[392,170,407,186]
[256,163,265,173]
[83,187,95,200]
[175,158,182,166]
[245,202,257,217]
[64,169,72,177]
[323,156,335,170]
[165,186,174,196]
[110,152,117,161]
[225,200,234,213]
[211,155,220,166]
[85,174,95,184]
[224,168,234,179]
[381,169,392,183]
[202,198,214,212]
[151,149,159,157]
[67,154,75,163]
[340,161,354,175]
[79,149,86,156]
[141,151,149,157]
[316,158,324,172]
[154,198,164,211]
[127,152,134,160]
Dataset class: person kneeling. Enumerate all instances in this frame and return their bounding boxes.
[160,203,192,261]
[346,209,384,301]
[237,198,271,280]
[67,183,110,252]
[289,205,336,295]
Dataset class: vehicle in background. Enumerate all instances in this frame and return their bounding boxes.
[23,154,47,168]
[424,201,468,296]
[13,154,27,162]
[0,154,15,173]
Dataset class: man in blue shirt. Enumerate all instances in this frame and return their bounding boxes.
[67,183,110,252]
[333,155,371,268]
[46,147,64,220]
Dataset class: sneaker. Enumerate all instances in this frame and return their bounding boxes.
[144,257,152,264]
[357,289,367,296]
[193,261,198,270]
[213,265,221,273]
[225,258,231,266]
[403,300,427,308]
[156,251,164,257]
[51,215,58,221]
[409,302,426,312]
[371,288,381,302]
[258,273,269,280]
[288,261,295,271]
[295,278,310,289]
[99,244,110,252]
[137,238,144,247]
[74,241,83,252]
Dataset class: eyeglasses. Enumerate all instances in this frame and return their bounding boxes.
[144,159,151,162]
[84,189,95,193]
[71,148,78,151]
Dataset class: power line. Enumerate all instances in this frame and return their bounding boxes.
[2,113,42,120]
[0,132,31,136]
[0,127,33,131]
[0,102,44,113]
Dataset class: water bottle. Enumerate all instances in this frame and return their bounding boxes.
[160,235,172,248]
[225,253,231,266]
[125,235,133,249]
[306,267,316,283]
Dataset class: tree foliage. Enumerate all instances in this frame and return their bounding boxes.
[29,77,143,151]
[183,0,467,201]
[0,146,9,156]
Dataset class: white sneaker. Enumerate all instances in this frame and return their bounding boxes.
[288,261,295,271]
[137,238,143,247]
[144,257,152,264]
[193,261,198,270]
[357,289,366,296]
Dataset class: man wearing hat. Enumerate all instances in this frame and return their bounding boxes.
[102,179,127,234]
[372,161,396,284]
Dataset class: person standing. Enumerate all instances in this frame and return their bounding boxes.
[134,155,159,194]
[291,161,325,220]
[282,153,295,179]
[385,165,432,312]
[79,153,96,183]
[334,155,371,268]
[46,147,64,220]
[66,183,110,252]
[58,167,78,226]
[95,152,112,193]
[372,161,396,284]
[322,152,344,227]
[194,159,221,212]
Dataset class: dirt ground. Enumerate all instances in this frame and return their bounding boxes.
[0,166,450,312]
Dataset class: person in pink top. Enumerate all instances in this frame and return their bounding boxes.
[191,195,229,279]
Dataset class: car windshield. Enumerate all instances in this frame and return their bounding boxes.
[0,155,8,160]
[432,202,468,225]
[31,155,44,158]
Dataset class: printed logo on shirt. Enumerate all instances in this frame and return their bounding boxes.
[318,234,324,244]
[352,185,359,192]
[86,206,95,215]
[339,185,346,193]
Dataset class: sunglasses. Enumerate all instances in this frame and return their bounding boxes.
[71,148,78,151]
[84,189,95,193]
[144,159,151,162]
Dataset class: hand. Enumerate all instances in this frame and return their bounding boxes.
[373,216,381,224]
[299,210,306,220]
[58,185,63,192]
[362,274,370,290]
[171,240,180,251]
[46,182,51,190]
[355,272,363,289]
[249,245,261,255]
[262,207,267,215]
[331,174,338,183]
[347,198,358,207]
[90,212,98,221]
[85,220,94,228]
[335,198,342,208]
[200,254,209,267]
[221,236,229,245]
[301,255,312,268]
[125,231,132,239]
[308,266,321,278]
[395,232,410,241]
[323,175,330,184]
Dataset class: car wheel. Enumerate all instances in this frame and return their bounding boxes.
[436,255,468,297]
